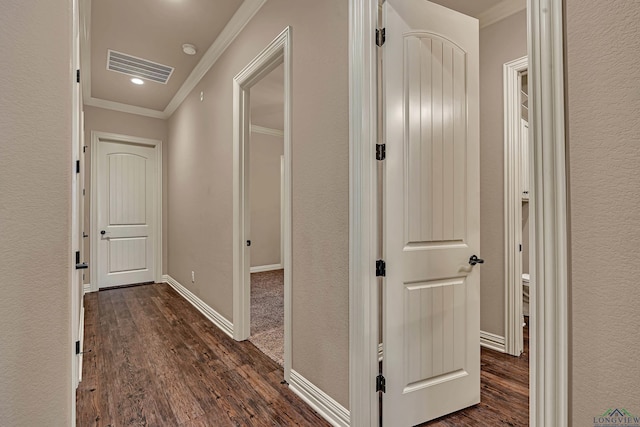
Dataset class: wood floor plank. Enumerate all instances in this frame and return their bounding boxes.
[78,283,528,426]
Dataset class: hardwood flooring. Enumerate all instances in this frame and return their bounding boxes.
[77,283,330,426]
[77,283,529,426]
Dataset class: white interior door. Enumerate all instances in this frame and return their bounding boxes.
[97,140,157,288]
[382,0,480,425]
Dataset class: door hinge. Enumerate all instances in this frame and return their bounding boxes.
[75,340,81,355]
[376,374,386,393]
[376,259,386,277]
[376,28,386,47]
[376,144,386,161]
[82,188,85,196]
[76,69,80,83]
[83,145,87,153]
[519,244,522,252]
[75,251,88,270]
[76,160,80,173]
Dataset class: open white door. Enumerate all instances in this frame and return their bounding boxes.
[96,139,158,288]
[382,0,480,425]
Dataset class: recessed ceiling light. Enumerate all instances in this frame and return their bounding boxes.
[131,77,144,85]
[182,43,197,55]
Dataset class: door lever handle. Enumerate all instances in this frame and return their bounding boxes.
[469,255,484,266]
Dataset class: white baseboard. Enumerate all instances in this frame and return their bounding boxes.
[83,283,92,294]
[288,370,350,427]
[249,263,283,273]
[162,274,234,339]
[480,330,506,353]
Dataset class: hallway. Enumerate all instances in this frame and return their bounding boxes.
[76,283,330,426]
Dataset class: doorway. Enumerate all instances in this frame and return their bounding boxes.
[246,64,286,366]
[349,0,569,425]
[232,27,293,379]
[90,132,163,291]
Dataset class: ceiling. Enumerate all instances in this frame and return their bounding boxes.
[82,0,523,120]
[429,0,505,18]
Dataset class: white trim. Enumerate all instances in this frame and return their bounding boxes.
[503,55,528,357]
[251,124,284,138]
[90,131,163,292]
[289,370,350,427]
[79,0,267,120]
[78,305,85,383]
[232,27,293,381]
[83,283,92,294]
[163,275,234,338]
[528,0,568,425]
[478,0,526,29]
[249,264,283,273]
[480,331,507,353]
[348,1,379,426]
[84,96,166,119]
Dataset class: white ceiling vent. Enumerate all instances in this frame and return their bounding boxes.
[107,50,174,84]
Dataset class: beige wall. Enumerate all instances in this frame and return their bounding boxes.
[479,10,527,336]
[566,0,640,424]
[167,0,349,407]
[0,0,72,425]
[82,105,168,283]
[250,132,284,267]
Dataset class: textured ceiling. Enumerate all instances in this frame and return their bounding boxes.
[89,0,243,111]
[428,0,505,17]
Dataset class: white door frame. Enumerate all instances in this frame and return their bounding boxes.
[232,27,292,380]
[348,0,568,426]
[89,131,163,292]
[504,55,528,357]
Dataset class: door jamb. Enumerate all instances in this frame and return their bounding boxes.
[232,27,293,381]
[348,0,569,426]
[504,55,528,357]
[89,131,163,292]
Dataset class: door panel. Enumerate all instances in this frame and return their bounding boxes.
[383,0,480,425]
[97,141,157,288]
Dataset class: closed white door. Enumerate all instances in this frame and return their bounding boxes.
[96,140,157,288]
[383,0,480,425]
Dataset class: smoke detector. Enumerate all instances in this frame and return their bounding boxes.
[182,44,197,55]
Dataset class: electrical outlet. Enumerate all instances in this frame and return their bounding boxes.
[191,271,195,282]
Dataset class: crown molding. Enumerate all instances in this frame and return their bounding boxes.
[251,125,284,137]
[84,96,167,119]
[163,0,268,117]
[79,0,267,120]
[478,0,526,29]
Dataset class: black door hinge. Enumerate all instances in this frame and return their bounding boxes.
[519,244,522,252]
[76,69,80,83]
[75,251,88,270]
[376,28,386,47]
[376,374,386,393]
[75,340,81,355]
[83,145,87,153]
[376,144,386,161]
[376,259,386,277]
[76,160,80,173]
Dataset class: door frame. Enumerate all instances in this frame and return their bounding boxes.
[504,55,528,357]
[348,0,569,426]
[89,131,163,292]
[232,27,292,380]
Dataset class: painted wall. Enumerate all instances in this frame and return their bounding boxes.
[565,0,640,424]
[250,132,283,268]
[479,10,527,337]
[0,0,72,424]
[82,105,168,284]
[167,0,349,407]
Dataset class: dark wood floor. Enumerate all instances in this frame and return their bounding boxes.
[77,283,529,426]
[77,283,330,426]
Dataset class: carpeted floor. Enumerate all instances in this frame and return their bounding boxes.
[249,269,284,366]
